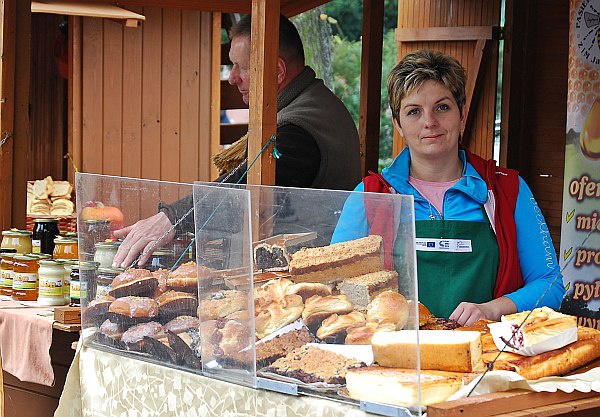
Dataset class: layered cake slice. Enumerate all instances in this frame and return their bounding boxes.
[288,235,384,284]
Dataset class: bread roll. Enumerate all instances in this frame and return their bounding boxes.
[301,294,354,332]
[366,291,409,330]
[372,330,485,373]
[345,321,396,345]
[254,293,304,339]
[316,311,366,343]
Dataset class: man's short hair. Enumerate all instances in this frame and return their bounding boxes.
[387,49,466,123]
[229,14,305,66]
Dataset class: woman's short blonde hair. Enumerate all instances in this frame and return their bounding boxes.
[387,49,467,123]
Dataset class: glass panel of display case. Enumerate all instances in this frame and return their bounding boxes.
[195,182,422,413]
[76,173,242,380]
[192,182,255,387]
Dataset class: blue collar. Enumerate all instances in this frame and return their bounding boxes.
[381,147,488,204]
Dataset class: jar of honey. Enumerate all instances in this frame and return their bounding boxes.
[32,218,60,255]
[0,253,17,296]
[80,220,111,261]
[38,260,67,306]
[1,230,33,254]
[53,238,79,259]
[93,241,120,268]
[12,255,39,301]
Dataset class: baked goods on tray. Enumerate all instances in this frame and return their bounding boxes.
[289,235,384,284]
[366,290,409,330]
[316,311,366,343]
[302,294,354,332]
[263,345,364,384]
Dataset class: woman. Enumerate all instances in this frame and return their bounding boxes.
[332,50,565,325]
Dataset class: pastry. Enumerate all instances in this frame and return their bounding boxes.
[167,261,213,293]
[289,235,384,284]
[285,282,332,302]
[337,270,398,308]
[109,268,158,299]
[316,311,366,343]
[162,315,201,334]
[108,296,159,325]
[301,294,354,333]
[491,307,577,351]
[152,268,169,296]
[366,290,409,330]
[254,293,304,339]
[254,278,295,308]
[121,321,163,350]
[198,290,247,320]
[345,321,396,345]
[371,330,485,373]
[264,345,364,384]
[82,295,115,325]
[254,242,291,272]
[155,290,198,320]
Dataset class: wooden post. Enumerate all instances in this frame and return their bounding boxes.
[359,0,384,175]
[247,0,279,186]
[0,0,16,230]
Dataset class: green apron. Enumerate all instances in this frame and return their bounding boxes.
[398,209,499,318]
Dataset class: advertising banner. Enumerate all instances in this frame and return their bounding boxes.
[560,0,600,329]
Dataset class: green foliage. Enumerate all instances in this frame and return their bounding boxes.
[325,0,398,41]
[332,30,398,171]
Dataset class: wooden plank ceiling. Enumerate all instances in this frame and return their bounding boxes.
[70,0,331,16]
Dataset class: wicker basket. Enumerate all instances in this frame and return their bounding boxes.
[25,215,77,233]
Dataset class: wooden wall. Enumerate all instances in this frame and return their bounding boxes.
[71,7,213,220]
[393,0,501,160]
[502,0,568,249]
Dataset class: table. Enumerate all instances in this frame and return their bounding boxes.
[56,345,600,417]
[0,299,79,417]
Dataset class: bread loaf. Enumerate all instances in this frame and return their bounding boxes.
[346,367,471,406]
[372,330,485,373]
[289,235,384,284]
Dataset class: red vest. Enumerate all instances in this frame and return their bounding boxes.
[363,150,524,298]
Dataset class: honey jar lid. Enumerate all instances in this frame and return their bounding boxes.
[26,253,52,259]
[0,253,17,259]
[2,230,32,236]
[97,267,124,275]
[71,261,100,271]
[54,237,78,244]
[39,259,65,267]
[95,241,121,248]
[0,248,17,254]
[33,218,59,223]
[13,255,37,261]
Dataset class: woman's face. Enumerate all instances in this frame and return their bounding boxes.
[393,80,465,161]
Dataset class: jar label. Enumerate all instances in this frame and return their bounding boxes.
[63,278,70,296]
[39,277,63,297]
[96,284,110,298]
[70,281,87,299]
[13,273,37,290]
[32,240,41,253]
[0,269,14,288]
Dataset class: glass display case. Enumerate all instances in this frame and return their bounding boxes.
[76,173,422,416]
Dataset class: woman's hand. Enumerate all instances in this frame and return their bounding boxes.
[450,297,518,326]
[111,212,175,268]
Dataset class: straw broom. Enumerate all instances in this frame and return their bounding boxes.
[212,133,248,174]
